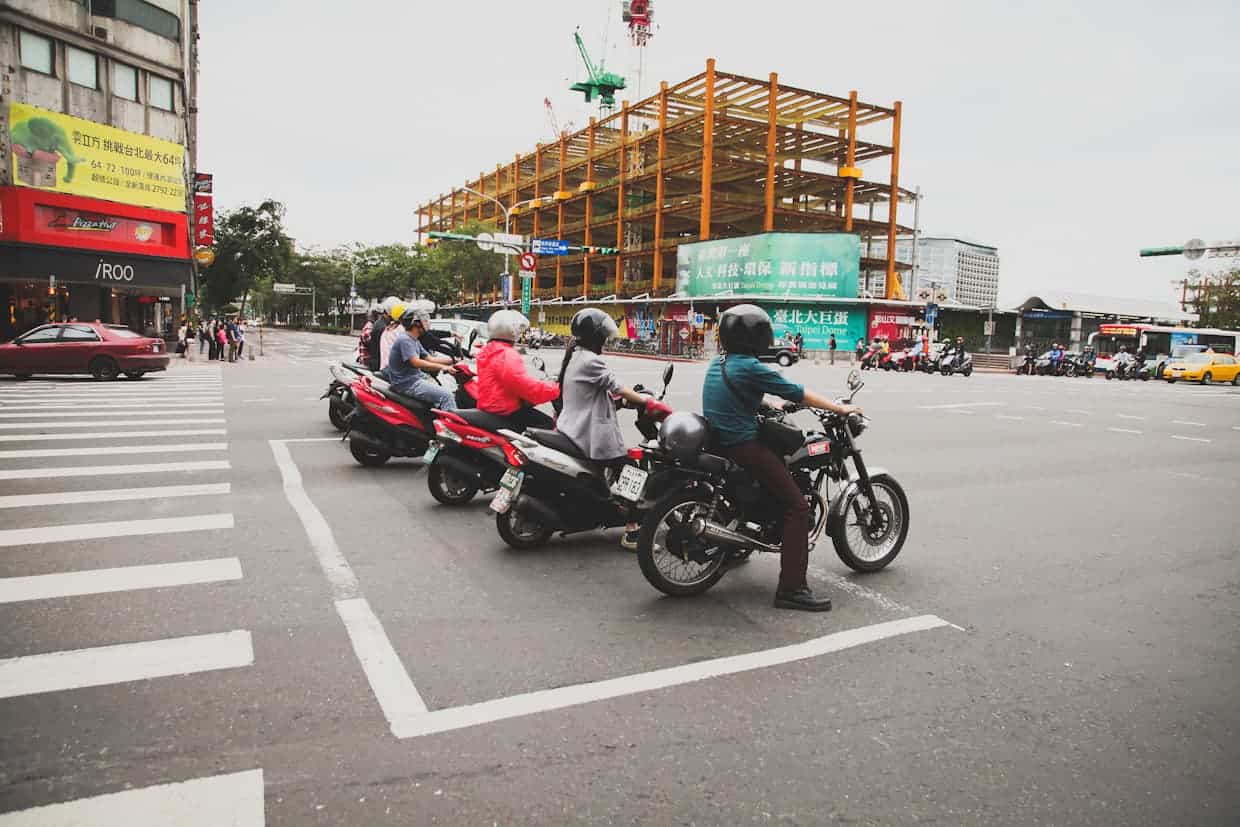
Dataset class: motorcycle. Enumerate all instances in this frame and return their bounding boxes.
[630,369,908,597]
[859,347,884,371]
[1105,359,1149,381]
[1015,351,1037,376]
[488,364,675,549]
[940,350,974,377]
[322,361,373,431]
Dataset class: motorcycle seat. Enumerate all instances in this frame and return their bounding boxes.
[377,387,432,415]
[695,452,733,476]
[526,428,588,460]
[455,408,515,433]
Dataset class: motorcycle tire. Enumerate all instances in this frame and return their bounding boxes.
[962,365,973,377]
[1105,371,1115,381]
[496,507,554,550]
[636,488,731,597]
[829,473,910,573]
[328,399,350,431]
[349,436,390,467]
[427,463,480,506]
[941,364,953,376]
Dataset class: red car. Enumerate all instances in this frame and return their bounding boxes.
[0,322,170,380]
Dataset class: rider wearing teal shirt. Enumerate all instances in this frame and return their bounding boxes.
[702,353,805,447]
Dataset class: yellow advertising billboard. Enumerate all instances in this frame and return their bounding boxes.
[8,102,187,213]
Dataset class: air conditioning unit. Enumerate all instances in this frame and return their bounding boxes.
[92,26,110,41]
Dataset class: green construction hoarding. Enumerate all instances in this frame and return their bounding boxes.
[761,303,868,352]
[675,232,860,299]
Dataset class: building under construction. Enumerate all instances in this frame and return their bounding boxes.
[416,59,913,303]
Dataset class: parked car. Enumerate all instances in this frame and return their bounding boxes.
[759,341,800,367]
[0,322,169,380]
[1163,352,1240,385]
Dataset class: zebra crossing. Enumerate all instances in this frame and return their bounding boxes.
[0,369,265,825]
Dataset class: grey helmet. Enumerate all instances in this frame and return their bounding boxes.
[487,309,529,342]
[659,412,710,461]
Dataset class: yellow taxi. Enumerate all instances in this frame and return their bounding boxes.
[1163,352,1240,385]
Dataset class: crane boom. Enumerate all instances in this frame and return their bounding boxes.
[574,30,600,84]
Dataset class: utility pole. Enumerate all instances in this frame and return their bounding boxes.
[910,186,922,297]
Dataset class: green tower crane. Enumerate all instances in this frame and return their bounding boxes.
[570,29,626,114]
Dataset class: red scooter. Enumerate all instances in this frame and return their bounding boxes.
[424,407,529,504]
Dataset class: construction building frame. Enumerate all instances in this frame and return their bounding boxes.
[416,59,914,303]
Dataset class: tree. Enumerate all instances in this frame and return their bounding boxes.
[201,200,294,316]
[1191,266,1240,330]
[421,219,505,304]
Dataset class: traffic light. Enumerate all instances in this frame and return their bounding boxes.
[584,245,618,255]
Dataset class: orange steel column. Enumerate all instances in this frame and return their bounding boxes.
[450,190,457,230]
[615,101,629,294]
[533,145,542,297]
[494,165,502,227]
[885,101,904,300]
[416,206,423,246]
[654,81,670,291]
[584,117,596,297]
[764,72,778,231]
[556,134,566,295]
[844,91,858,231]
[511,154,521,241]
[698,58,716,241]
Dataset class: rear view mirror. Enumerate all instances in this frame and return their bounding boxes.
[847,369,862,391]
[532,356,546,373]
[662,364,674,386]
[467,329,478,350]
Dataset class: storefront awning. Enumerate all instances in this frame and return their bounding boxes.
[0,243,191,290]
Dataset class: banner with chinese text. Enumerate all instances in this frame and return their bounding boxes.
[193,172,213,246]
[8,102,187,213]
[759,302,868,351]
[676,232,860,299]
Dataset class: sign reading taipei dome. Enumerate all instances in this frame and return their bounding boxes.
[676,232,860,299]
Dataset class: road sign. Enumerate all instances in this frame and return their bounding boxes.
[520,272,534,316]
[519,253,537,271]
[273,282,296,294]
[494,232,525,250]
[476,232,496,252]
[532,238,569,256]
[185,292,196,308]
[693,312,704,327]
[1184,238,1206,260]
[925,303,939,326]
[501,274,513,302]
[678,328,690,340]
[983,320,996,336]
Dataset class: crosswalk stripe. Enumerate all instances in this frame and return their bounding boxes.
[0,768,264,826]
[0,400,222,411]
[0,419,226,430]
[0,390,222,397]
[0,558,243,604]
[0,409,223,419]
[0,513,233,547]
[0,630,253,699]
[0,460,229,480]
[0,442,228,460]
[0,482,230,509]
[0,428,227,443]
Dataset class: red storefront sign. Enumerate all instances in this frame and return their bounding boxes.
[0,186,190,259]
[193,173,214,247]
[868,306,919,343]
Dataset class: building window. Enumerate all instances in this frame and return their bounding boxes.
[67,46,98,89]
[149,74,174,111]
[114,62,138,101]
[90,0,181,41]
[19,31,54,75]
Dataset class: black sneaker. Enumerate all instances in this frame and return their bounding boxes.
[773,588,832,612]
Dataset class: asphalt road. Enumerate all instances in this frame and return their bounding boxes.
[1,327,1237,825]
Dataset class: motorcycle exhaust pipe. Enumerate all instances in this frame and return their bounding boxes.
[349,429,385,451]
[436,453,488,485]
[688,517,781,554]
[514,493,561,528]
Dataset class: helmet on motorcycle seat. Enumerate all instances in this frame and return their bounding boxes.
[487,309,529,342]
[398,306,430,331]
[718,304,774,355]
[570,308,618,353]
[659,411,710,462]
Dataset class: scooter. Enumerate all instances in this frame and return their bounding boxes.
[941,351,974,377]
[488,365,675,549]
[322,361,373,431]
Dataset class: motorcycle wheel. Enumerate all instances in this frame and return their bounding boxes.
[349,435,390,467]
[829,473,910,573]
[328,399,350,431]
[427,463,479,506]
[1105,371,1114,381]
[496,507,554,550]
[636,489,731,597]
[940,364,953,376]
[962,365,973,377]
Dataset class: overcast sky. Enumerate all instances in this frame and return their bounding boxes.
[198,0,1238,306]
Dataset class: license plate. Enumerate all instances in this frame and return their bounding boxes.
[489,487,513,514]
[500,467,524,493]
[611,464,649,502]
[423,442,441,464]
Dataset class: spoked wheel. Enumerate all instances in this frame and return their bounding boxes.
[496,506,553,549]
[348,435,390,467]
[427,463,479,506]
[829,474,910,573]
[636,489,732,597]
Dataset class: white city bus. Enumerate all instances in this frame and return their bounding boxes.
[1088,323,1240,377]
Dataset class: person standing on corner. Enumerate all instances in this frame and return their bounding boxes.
[828,333,837,365]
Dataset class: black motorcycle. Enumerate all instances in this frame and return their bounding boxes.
[630,370,909,597]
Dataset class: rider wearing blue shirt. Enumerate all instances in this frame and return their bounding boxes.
[703,355,804,447]
[386,308,458,409]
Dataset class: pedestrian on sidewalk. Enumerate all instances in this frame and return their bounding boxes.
[234,318,245,359]
[177,321,189,358]
[215,322,227,361]
[198,321,209,356]
[226,322,238,363]
[855,337,865,364]
[828,333,837,365]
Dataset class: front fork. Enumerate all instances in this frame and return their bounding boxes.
[842,433,882,530]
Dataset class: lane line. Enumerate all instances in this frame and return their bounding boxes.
[949,409,975,416]
[0,443,227,460]
[0,460,229,480]
[0,769,264,827]
[0,418,225,430]
[0,513,234,547]
[1066,409,1092,416]
[241,398,276,403]
[996,414,1025,421]
[1172,420,1206,427]
[0,630,252,699]
[1049,420,1084,428]
[394,616,951,738]
[1107,427,1143,435]
[337,597,430,724]
[269,440,359,595]
[0,391,223,400]
[0,558,243,604]
[1117,414,1146,421]
[0,401,222,412]
[0,409,223,419]
[0,482,230,509]
[0,428,227,443]
[1170,435,1211,443]
[916,402,1003,410]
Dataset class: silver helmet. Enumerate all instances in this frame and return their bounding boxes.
[487,309,530,342]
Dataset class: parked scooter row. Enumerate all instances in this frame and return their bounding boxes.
[860,339,972,377]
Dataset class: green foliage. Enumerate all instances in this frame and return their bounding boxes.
[201,200,294,315]
[423,219,505,302]
[1191,267,1240,330]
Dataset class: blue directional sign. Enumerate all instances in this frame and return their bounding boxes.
[925,303,939,326]
[532,238,569,256]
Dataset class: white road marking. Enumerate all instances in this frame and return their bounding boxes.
[1170,435,1211,443]
[949,409,975,415]
[0,558,243,604]
[1117,414,1146,421]
[996,414,1025,421]
[0,392,222,401]
[0,428,227,443]
[241,398,276,403]
[394,616,952,738]
[0,513,234,547]
[0,409,222,419]
[269,440,358,597]
[1172,420,1206,427]
[337,597,429,727]
[0,418,226,430]
[916,402,1003,410]
[0,460,229,480]
[0,401,223,412]
[811,568,917,614]
[0,768,264,827]
[1107,427,1143,435]
[1049,420,1084,428]
[1066,409,1092,416]
[0,630,253,699]
[0,482,230,509]
[0,442,227,460]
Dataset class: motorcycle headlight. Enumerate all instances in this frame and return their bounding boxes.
[847,413,867,438]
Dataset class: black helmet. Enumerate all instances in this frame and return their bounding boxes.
[718,304,773,355]
[570,308,617,353]
[659,412,710,461]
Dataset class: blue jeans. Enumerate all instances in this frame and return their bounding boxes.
[396,378,457,411]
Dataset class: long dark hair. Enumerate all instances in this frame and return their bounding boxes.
[553,337,579,415]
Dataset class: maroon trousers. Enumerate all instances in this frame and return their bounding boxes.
[718,439,809,593]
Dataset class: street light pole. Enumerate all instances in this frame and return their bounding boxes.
[461,187,551,306]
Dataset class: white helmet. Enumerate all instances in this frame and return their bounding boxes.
[487,309,530,341]
[379,296,401,315]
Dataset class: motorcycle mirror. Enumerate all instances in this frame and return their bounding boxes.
[847,369,862,391]
[467,329,478,351]
[532,356,546,373]
[662,363,674,387]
